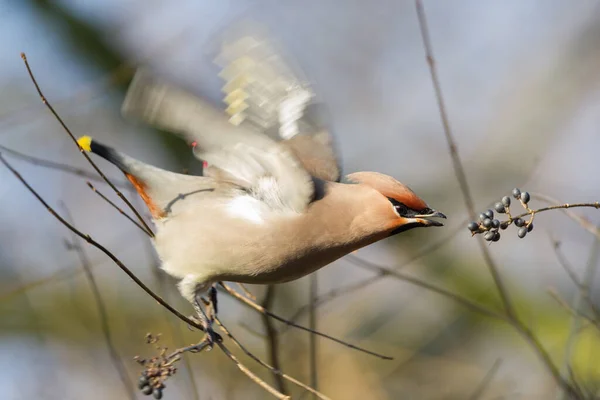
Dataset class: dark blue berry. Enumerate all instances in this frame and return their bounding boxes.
[502,196,511,207]
[494,202,505,213]
[500,222,509,230]
[468,222,480,232]
[153,388,163,399]
[492,219,500,229]
[514,218,525,227]
[482,218,493,229]
[492,231,501,242]
[527,223,534,232]
[142,385,153,395]
[479,213,488,222]
[484,209,494,219]
[484,231,495,241]
[512,188,521,199]
[518,227,527,238]
[521,191,530,204]
[138,377,149,390]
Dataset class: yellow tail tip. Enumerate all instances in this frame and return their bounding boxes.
[77,136,92,152]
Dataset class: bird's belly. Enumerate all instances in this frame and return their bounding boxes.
[153,215,357,285]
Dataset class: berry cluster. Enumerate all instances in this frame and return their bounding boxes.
[134,334,177,399]
[468,188,534,241]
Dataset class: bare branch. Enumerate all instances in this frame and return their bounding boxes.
[215,340,290,399]
[87,182,152,236]
[20,53,154,237]
[261,285,288,394]
[61,204,136,400]
[414,2,576,395]
[215,318,332,400]
[220,283,393,360]
[0,152,208,333]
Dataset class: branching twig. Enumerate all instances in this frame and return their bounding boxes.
[215,339,290,399]
[86,182,150,236]
[0,152,208,333]
[533,193,600,238]
[215,317,332,400]
[61,204,135,400]
[220,282,394,360]
[20,53,154,237]
[414,1,577,396]
[467,359,503,400]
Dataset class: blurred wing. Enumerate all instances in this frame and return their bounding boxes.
[122,69,314,213]
[211,21,342,182]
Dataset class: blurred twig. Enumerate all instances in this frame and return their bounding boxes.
[345,256,506,320]
[308,273,318,398]
[467,359,503,400]
[559,235,600,400]
[61,204,135,400]
[415,1,578,396]
[0,144,128,187]
[20,53,154,237]
[261,285,288,394]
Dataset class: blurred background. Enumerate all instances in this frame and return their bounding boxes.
[1,1,600,399]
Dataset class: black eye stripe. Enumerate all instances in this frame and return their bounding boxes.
[388,197,410,216]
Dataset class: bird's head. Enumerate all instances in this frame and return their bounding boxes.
[346,171,446,235]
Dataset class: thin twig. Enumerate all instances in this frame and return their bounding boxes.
[415,0,515,324]
[20,53,154,237]
[220,282,394,360]
[261,285,288,394]
[467,359,503,400]
[282,275,384,333]
[237,283,257,301]
[533,193,600,238]
[61,204,135,400]
[345,256,506,321]
[559,235,600,400]
[87,182,152,236]
[0,144,128,188]
[414,2,576,395]
[215,340,290,399]
[215,317,332,400]
[548,237,600,323]
[0,152,208,333]
[308,273,318,398]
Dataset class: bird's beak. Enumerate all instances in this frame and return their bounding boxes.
[413,210,447,227]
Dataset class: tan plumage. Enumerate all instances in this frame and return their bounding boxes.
[78,23,445,334]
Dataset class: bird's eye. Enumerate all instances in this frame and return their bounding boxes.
[388,197,409,217]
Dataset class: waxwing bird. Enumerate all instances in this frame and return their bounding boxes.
[77,23,445,339]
